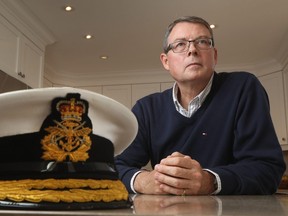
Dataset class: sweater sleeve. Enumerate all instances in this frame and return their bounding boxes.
[210,74,285,194]
[115,100,152,193]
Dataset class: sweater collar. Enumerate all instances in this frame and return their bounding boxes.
[172,73,214,117]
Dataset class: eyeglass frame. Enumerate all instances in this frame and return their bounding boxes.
[164,37,214,54]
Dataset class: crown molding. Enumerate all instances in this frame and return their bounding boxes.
[216,58,283,77]
[45,57,285,87]
[44,63,173,87]
[276,28,288,71]
[0,0,56,50]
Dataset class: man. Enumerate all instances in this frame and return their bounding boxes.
[115,16,286,195]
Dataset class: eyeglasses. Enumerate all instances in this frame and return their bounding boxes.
[165,38,214,53]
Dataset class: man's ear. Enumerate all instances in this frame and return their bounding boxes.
[160,53,170,71]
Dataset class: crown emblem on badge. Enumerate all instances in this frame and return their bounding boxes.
[56,98,86,121]
[41,94,92,162]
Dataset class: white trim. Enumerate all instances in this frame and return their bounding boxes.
[0,0,56,50]
[45,58,284,86]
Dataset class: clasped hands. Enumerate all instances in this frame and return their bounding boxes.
[134,152,215,195]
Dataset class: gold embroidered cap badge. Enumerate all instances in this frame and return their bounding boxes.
[41,94,92,162]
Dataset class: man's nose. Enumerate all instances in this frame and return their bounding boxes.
[187,41,198,55]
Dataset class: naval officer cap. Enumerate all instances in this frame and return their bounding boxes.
[0,87,138,210]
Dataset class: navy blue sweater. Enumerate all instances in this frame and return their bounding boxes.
[115,72,286,195]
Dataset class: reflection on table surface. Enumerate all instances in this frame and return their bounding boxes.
[0,194,287,215]
[133,194,288,215]
[133,194,219,215]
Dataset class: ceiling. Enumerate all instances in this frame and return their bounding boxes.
[12,0,288,83]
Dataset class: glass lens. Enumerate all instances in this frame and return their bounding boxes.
[172,41,188,53]
[195,38,212,50]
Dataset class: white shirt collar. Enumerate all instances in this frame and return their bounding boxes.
[172,73,214,117]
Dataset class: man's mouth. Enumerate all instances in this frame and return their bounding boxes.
[186,62,201,68]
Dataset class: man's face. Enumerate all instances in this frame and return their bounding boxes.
[160,22,218,86]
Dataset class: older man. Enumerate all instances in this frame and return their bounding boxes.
[115,16,285,195]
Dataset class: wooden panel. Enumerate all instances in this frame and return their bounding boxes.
[103,85,132,109]
[131,83,160,107]
[259,72,287,145]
